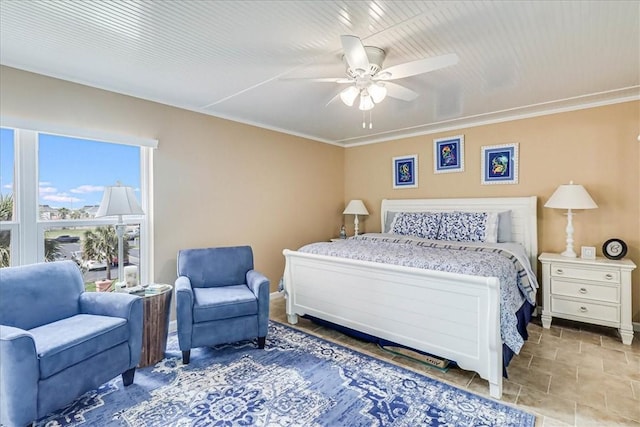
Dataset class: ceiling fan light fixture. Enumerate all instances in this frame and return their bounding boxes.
[359,91,375,111]
[369,83,387,103]
[339,85,360,106]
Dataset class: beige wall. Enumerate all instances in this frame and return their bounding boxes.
[345,101,640,321]
[2,66,639,323]
[0,66,345,293]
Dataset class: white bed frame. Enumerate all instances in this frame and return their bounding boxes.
[282,197,537,399]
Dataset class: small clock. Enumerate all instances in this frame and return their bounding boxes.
[602,238,627,260]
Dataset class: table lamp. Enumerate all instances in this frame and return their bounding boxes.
[343,199,369,236]
[544,181,597,257]
[96,182,144,289]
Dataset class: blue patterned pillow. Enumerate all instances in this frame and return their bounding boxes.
[390,212,442,239]
[437,211,499,243]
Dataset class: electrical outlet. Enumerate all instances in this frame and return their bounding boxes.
[581,246,596,260]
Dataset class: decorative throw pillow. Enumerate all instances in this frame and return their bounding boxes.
[436,211,499,243]
[390,212,442,239]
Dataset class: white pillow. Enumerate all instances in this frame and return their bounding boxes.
[497,211,512,242]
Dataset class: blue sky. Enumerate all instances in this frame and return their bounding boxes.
[1,128,140,209]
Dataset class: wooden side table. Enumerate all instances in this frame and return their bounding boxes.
[139,284,173,367]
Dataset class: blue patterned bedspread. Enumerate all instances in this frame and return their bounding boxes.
[298,233,539,354]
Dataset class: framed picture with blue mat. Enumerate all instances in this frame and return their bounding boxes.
[433,135,464,174]
[481,142,519,185]
[392,154,418,189]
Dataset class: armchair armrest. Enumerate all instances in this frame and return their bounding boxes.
[79,292,143,368]
[247,270,270,299]
[0,325,39,427]
[80,291,141,319]
[175,276,194,351]
[246,270,270,336]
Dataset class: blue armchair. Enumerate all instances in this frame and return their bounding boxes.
[0,260,142,427]
[175,245,270,364]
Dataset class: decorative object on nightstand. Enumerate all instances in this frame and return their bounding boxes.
[339,225,347,239]
[602,238,627,260]
[580,246,596,260]
[544,181,597,258]
[343,199,369,236]
[539,252,636,345]
[96,182,145,290]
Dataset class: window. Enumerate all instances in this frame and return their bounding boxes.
[0,121,156,289]
[0,128,16,267]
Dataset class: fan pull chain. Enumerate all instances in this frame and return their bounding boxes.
[362,111,374,129]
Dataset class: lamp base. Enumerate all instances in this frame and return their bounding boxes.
[560,249,577,258]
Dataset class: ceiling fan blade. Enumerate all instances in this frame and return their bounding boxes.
[280,77,352,83]
[378,53,459,80]
[340,35,370,73]
[384,82,419,102]
[325,92,342,107]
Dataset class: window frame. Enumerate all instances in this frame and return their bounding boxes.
[0,117,156,284]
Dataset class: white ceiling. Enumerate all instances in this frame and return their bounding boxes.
[1,1,638,146]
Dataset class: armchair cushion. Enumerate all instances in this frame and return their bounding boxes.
[193,285,258,323]
[30,314,129,379]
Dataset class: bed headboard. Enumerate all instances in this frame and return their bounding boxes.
[380,197,538,268]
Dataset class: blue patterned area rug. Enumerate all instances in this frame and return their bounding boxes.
[36,321,535,426]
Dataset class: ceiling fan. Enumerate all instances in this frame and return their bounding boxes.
[312,35,459,112]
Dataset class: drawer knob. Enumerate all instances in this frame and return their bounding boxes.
[604,274,614,280]
[579,287,588,294]
[579,306,588,313]
[555,269,564,275]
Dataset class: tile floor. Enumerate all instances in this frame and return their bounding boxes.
[269,296,640,426]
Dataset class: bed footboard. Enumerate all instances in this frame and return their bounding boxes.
[283,249,503,399]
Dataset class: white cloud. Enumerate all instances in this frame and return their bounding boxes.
[42,194,82,204]
[70,185,104,194]
[2,183,12,190]
[39,186,57,195]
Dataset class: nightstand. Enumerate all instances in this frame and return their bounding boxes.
[539,252,636,344]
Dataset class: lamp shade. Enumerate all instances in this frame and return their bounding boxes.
[544,181,597,210]
[95,183,144,217]
[343,199,369,216]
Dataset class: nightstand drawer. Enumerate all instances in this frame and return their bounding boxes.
[551,279,619,303]
[551,296,619,323]
[550,263,620,283]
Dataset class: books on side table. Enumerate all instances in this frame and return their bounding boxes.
[119,283,171,296]
[145,283,171,295]
[120,285,146,296]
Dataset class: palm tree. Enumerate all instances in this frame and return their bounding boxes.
[0,194,64,267]
[44,239,62,262]
[0,194,12,220]
[0,194,14,267]
[82,226,129,281]
[58,207,70,219]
